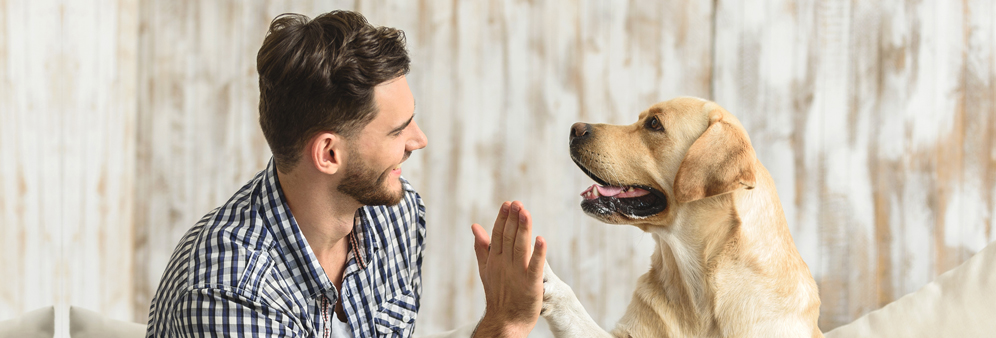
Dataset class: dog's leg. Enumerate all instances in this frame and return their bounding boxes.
[541,263,615,338]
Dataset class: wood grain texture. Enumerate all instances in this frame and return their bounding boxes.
[132,0,276,323]
[1,1,139,336]
[402,1,713,335]
[62,0,140,323]
[2,0,995,336]
[0,0,64,322]
[714,0,996,330]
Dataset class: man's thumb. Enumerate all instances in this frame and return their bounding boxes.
[471,224,490,267]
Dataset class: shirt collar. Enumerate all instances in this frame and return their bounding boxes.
[344,178,418,278]
[258,158,370,298]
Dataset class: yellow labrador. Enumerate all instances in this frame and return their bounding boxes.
[541,97,823,337]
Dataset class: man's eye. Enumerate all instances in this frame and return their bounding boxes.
[645,117,663,131]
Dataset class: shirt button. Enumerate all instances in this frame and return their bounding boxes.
[402,314,410,322]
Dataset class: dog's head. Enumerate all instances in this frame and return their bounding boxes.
[570,97,757,225]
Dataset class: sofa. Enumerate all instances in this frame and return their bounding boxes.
[2,241,995,337]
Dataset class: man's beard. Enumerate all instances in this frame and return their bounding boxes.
[336,151,408,206]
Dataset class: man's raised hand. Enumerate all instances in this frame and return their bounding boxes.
[470,201,547,338]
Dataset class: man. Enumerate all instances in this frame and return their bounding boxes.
[146,10,547,337]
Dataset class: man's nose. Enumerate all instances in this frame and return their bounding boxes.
[570,122,591,145]
[408,121,428,150]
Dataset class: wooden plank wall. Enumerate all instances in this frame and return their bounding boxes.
[406,1,713,335]
[1,0,994,336]
[714,0,996,328]
[1,0,139,334]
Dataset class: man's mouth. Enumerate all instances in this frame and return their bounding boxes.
[574,160,668,218]
[393,151,412,174]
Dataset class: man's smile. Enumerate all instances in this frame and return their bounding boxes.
[392,151,412,175]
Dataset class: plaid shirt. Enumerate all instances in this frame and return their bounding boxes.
[146,159,426,337]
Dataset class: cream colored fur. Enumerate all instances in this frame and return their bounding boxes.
[542,97,822,338]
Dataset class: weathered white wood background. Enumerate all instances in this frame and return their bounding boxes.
[1,0,994,336]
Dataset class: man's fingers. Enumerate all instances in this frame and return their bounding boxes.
[471,223,490,269]
[490,202,511,256]
[502,201,523,260]
[512,206,533,263]
[528,236,547,278]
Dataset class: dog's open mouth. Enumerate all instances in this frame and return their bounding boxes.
[574,160,668,218]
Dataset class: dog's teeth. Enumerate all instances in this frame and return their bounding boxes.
[593,189,600,197]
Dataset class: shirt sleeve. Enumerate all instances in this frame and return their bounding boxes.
[164,288,303,338]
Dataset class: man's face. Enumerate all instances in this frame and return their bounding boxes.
[337,75,427,206]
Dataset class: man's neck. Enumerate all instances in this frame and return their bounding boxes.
[276,167,357,281]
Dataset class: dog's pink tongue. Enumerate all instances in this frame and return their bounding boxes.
[581,185,651,199]
[596,185,625,197]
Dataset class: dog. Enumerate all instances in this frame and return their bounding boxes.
[541,97,823,337]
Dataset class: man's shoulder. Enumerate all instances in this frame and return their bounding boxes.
[192,210,276,285]
[147,213,304,336]
[160,176,282,293]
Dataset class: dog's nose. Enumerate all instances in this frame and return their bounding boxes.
[570,122,590,144]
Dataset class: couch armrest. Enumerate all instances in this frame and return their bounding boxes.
[69,306,146,338]
[0,306,55,338]
[826,241,996,338]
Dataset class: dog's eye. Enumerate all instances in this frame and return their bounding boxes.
[645,116,664,131]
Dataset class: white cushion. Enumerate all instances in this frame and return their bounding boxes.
[0,306,54,338]
[826,241,996,338]
[69,306,146,338]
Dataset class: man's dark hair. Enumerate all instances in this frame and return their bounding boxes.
[257,10,410,171]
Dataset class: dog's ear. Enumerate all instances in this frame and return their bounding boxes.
[673,104,757,204]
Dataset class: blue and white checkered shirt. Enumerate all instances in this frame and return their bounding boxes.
[146,159,426,337]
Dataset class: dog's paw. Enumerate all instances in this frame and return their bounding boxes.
[541,262,573,317]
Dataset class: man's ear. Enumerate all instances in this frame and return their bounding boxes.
[672,104,757,204]
[309,132,342,175]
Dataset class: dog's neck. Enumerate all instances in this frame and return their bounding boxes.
[643,175,788,329]
[644,194,739,325]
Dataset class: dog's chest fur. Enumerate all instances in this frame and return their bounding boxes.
[615,184,818,337]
